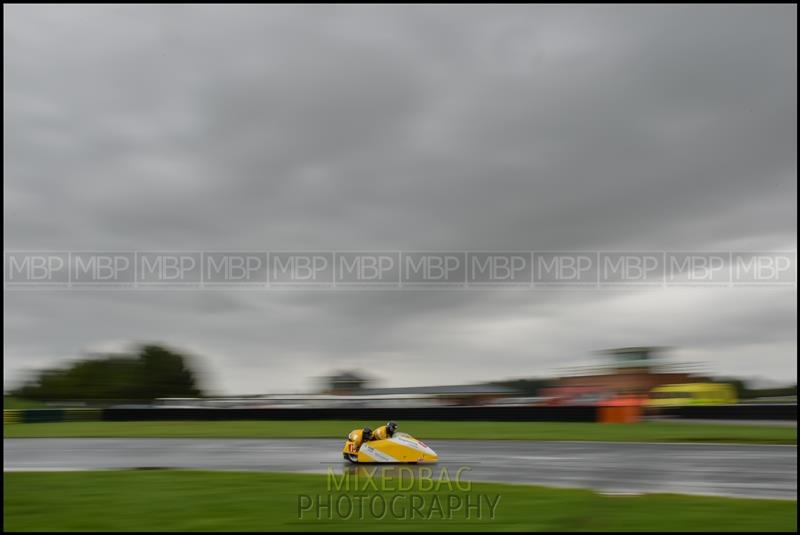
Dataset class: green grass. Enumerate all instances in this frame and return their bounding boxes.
[4,470,796,531]
[3,397,47,410]
[3,420,796,444]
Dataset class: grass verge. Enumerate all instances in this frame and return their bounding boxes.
[4,420,797,444]
[4,470,797,531]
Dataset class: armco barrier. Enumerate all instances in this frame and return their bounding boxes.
[64,408,102,422]
[21,409,64,423]
[11,404,795,424]
[4,408,102,424]
[102,406,599,422]
[657,404,797,421]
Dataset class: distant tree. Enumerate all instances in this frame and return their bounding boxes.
[10,344,203,402]
[715,377,748,399]
[136,345,202,399]
[713,377,796,400]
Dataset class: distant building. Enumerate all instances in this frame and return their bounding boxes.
[322,370,519,404]
[356,384,519,406]
[324,371,369,394]
[546,347,710,403]
[600,346,666,372]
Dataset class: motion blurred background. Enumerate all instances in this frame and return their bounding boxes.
[4,342,796,427]
[3,4,796,532]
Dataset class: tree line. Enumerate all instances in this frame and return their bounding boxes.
[9,345,203,401]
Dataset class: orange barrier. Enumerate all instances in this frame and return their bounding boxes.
[598,396,644,423]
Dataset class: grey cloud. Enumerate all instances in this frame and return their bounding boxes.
[3,5,796,392]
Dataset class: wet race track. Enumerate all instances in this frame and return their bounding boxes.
[4,438,796,499]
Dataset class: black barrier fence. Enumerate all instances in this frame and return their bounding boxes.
[21,408,64,423]
[8,404,796,423]
[103,406,599,422]
[102,404,797,422]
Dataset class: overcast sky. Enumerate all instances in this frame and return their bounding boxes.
[3,5,797,394]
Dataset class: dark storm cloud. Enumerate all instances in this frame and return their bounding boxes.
[4,5,796,392]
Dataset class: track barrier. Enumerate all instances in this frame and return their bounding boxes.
[4,404,794,424]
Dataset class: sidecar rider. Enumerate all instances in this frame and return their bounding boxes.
[347,427,373,451]
[370,421,398,441]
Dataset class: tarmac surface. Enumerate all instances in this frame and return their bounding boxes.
[4,438,796,499]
